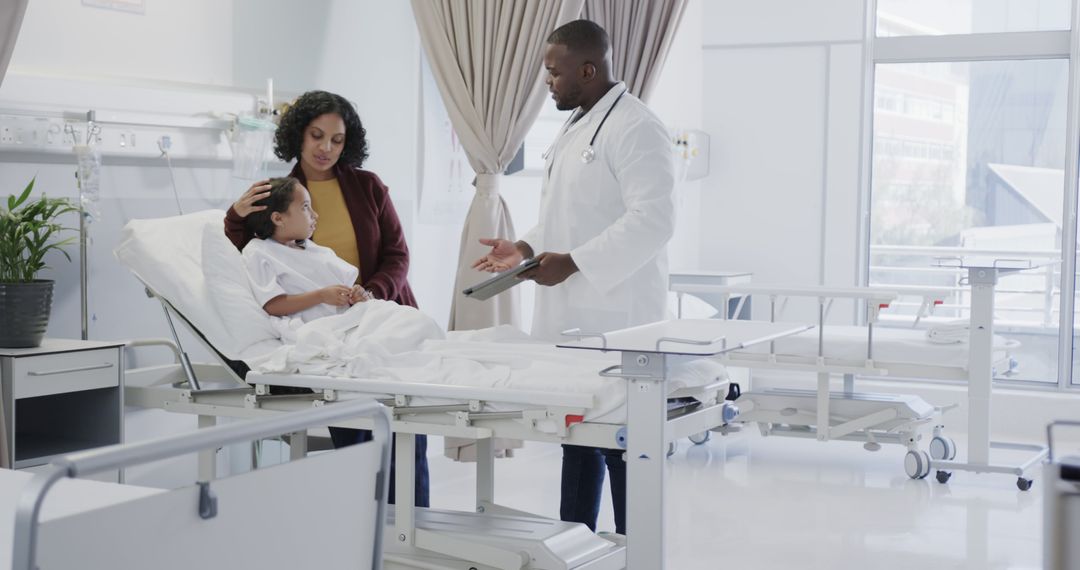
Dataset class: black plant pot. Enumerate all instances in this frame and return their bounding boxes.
[0,280,54,348]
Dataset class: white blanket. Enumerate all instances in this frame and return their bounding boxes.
[249,301,726,422]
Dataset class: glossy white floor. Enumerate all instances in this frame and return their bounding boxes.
[427,430,1046,570]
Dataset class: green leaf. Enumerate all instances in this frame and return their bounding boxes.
[0,178,75,283]
[10,178,34,210]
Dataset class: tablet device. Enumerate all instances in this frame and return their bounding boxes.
[462,258,540,300]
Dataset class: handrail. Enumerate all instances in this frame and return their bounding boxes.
[869,244,1072,328]
[13,398,391,570]
[870,244,1061,258]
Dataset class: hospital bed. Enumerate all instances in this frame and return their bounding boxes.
[670,280,1045,489]
[112,210,781,569]
[4,398,391,570]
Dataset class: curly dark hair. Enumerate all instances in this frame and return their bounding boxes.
[274,91,369,168]
[244,177,300,240]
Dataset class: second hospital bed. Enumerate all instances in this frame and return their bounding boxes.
[669,280,1038,488]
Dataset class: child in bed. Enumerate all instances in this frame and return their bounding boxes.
[242,176,372,322]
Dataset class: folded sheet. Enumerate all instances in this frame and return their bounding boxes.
[926,320,969,345]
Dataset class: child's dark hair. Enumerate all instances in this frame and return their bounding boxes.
[244,177,300,240]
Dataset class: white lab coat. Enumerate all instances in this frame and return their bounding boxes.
[521,82,675,341]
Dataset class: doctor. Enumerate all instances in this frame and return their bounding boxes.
[473,20,675,535]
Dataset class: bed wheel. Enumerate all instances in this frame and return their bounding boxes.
[689,431,711,445]
[935,470,952,484]
[1017,477,1033,491]
[667,441,677,458]
[904,450,931,479]
[929,435,957,461]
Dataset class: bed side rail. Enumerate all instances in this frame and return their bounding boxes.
[685,283,950,326]
[137,282,249,390]
[13,398,391,570]
[678,284,951,365]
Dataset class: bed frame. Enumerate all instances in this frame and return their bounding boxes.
[124,288,794,569]
[674,276,1046,489]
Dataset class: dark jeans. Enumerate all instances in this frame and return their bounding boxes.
[329,427,430,508]
[560,444,626,534]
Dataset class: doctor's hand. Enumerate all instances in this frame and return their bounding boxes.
[519,252,578,287]
[232,180,273,217]
[472,238,524,273]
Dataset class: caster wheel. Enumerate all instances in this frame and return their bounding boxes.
[689,431,711,445]
[1017,477,1033,491]
[904,450,931,480]
[935,470,952,484]
[666,441,677,458]
[929,435,957,461]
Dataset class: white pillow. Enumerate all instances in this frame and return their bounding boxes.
[114,210,281,361]
[115,210,234,354]
[200,222,282,358]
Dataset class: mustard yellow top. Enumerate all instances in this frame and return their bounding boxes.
[307,178,361,282]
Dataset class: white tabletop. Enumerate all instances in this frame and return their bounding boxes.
[0,339,125,358]
[557,319,814,356]
[668,271,752,292]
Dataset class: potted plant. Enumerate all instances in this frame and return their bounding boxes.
[0,178,77,348]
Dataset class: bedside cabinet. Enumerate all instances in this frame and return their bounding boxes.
[0,339,124,481]
[669,270,753,319]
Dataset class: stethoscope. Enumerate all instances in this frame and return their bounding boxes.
[547,88,628,166]
[580,88,627,164]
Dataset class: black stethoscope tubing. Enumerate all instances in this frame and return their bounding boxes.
[586,88,628,151]
[549,88,629,167]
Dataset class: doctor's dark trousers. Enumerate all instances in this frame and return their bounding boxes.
[561,444,626,534]
[330,427,430,508]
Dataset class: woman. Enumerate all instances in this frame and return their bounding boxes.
[225,90,428,507]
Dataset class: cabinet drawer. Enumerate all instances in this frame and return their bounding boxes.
[11,349,120,399]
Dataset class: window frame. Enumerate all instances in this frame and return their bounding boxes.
[857,0,1080,390]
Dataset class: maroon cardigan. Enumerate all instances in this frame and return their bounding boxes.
[225,163,418,308]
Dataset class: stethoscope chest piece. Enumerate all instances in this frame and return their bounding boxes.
[580,146,596,164]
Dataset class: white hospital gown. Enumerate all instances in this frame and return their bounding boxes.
[242,238,359,323]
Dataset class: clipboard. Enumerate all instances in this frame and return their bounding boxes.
[462,258,540,300]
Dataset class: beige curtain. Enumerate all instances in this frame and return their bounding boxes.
[583,0,687,102]
[412,0,583,463]
[0,0,27,92]
[0,0,26,469]
[412,0,583,332]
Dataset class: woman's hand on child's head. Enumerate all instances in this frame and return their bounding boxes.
[319,285,354,307]
[349,285,374,304]
[233,180,273,217]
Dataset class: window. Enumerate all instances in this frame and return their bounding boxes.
[877,0,1070,36]
[867,15,1074,385]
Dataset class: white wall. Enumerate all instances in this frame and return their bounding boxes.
[699,0,866,322]
[650,0,705,272]
[11,0,234,85]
